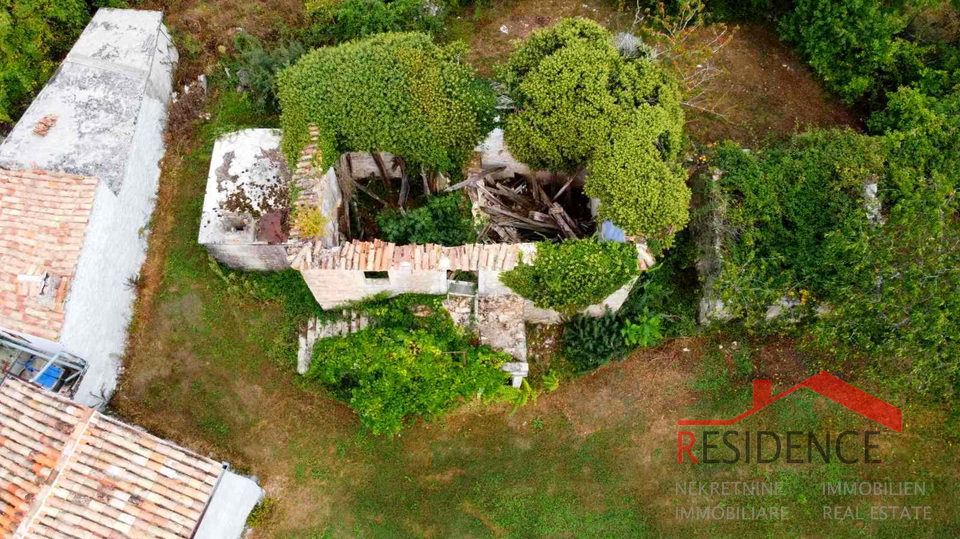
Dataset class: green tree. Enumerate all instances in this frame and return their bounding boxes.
[779,0,908,103]
[497,18,688,244]
[0,0,89,122]
[278,33,496,175]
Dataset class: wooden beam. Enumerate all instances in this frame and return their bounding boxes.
[351,179,390,208]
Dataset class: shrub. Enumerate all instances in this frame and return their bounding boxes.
[706,130,887,321]
[621,313,663,348]
[586,120,690,248]
[779,0,908,103]
[305,295,508,434]
[497,18,688,242]
[278,33,496,175]
[0,0,90,122]
[305,0,442,44]
[619,229,699,337]
[292,206,330,239]
[230,33,306,115]
[501,238,639,314]
[563,312,627,371]
[376,193,476,246]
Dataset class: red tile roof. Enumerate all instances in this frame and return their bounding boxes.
[0,169,98,341]
[0,377,225,538]
[291,240,529,272]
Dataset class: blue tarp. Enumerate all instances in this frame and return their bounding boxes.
[599,220,626,242]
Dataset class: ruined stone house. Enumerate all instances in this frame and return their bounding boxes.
[0,9,178,406]
[200,126,656,386]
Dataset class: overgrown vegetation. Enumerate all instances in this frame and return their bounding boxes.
[304,295,509,434]
[501,238,640,314]
[278,32,496,175]
[376,192,476,245]
[497,18,689,246]
[702,126,959,400]
[304,0,442,44]
[227,32,306,115]
[563,311,628,371]
[779,0,908,103]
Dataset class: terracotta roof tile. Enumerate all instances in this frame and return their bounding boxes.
[0,378,223,539]
[294,241,531,272]
[0,169,98,341]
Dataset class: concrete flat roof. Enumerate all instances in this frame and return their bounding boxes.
[0,9,175,193]
[199,129,292,245]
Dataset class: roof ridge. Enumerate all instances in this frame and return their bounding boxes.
[13,404,93,538]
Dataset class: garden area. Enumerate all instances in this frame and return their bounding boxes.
[4,0,958,536]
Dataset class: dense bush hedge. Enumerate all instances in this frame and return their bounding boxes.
[305,0,442,44]
[376,193,476,246]
[779,0,907,103]
[497,18,689,245]
[563,311,628,371]
[304,295,508,435]
[501,238,640,314]
[278,32,496,174]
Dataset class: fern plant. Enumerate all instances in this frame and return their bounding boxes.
[562,311,627,371]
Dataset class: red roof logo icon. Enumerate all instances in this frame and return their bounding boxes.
[678,371,902,432]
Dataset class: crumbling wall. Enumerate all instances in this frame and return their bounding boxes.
[299,269,448,309]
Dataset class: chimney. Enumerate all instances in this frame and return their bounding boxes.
[753,380,772,409]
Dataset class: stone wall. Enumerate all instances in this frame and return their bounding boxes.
[206,244,291,271]
[300,269,449,309]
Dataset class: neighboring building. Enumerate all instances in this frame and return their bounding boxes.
[199,129,301,271]
[0,9,177,406]
[0,376,261,539]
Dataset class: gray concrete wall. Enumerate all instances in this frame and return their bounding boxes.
[479,268,637,324]
[315,166,342,246]
[59,18,177,408]
[207,244,291,271]
[194,470,263,539]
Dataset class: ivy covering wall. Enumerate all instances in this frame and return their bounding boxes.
[277,32,496,175]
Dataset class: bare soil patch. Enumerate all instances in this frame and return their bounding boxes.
[453,0,621,75]
[687,24,863,145]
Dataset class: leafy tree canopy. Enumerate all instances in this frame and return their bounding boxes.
[497,18,688,244]
[779,0,908,103]
[0,0,89,122]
